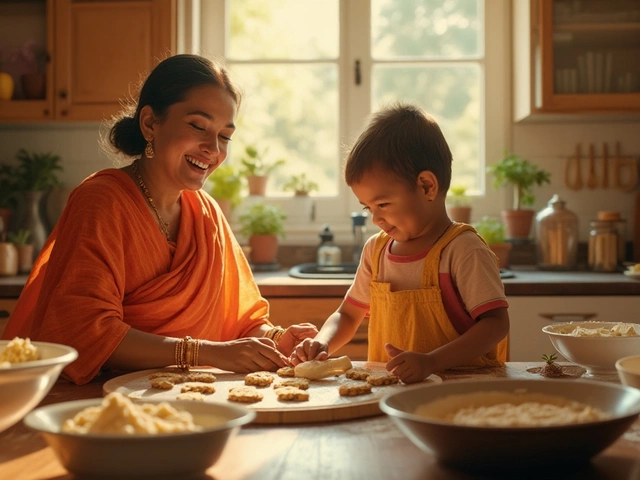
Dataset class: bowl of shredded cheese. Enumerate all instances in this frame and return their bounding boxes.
[542,322,640,376]
[0,337,78,433]
[380,378,640,471]
[23,392,255,478]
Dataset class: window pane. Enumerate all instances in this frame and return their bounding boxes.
[230,64,339,195]
[371,0,481,59]
[227,0,339,60]
[372,65,481,191]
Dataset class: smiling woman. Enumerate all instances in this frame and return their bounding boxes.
[1,54,318,385]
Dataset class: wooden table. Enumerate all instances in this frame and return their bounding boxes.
[1,363,640,480]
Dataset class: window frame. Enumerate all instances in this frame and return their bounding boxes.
[195,0,511,245]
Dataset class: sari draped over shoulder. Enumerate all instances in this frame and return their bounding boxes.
[2,169,269,384]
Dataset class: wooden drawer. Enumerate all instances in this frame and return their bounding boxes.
[267,297,369,361]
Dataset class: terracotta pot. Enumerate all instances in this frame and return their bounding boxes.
[0,242,18,276]
[16,244,34,274]
[247,176,268,196]
[447,205,471,224]
[501,209,535,240]
[249,234,278,264]
[489,242,513,269]
[20,73,46,100]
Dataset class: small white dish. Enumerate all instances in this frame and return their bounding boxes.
[623,270,640,280]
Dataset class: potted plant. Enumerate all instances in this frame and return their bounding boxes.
[238,202,286,264]
[11,40,49,99]
[7,228,33,274]
[206,165,243,219]
[487,151,551,241]
[473,216,512,269]
[14,149,63,259]
[446,185,471,224]
[283,173,319,197]
[0,163,19,233]
[239,145,286,196]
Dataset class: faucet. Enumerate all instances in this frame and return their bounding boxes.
[351,212,368,264]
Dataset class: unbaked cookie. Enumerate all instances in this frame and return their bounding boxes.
[345,367,372,381]
[228,386,264,403]
[366,372,399,386]
[276,366,296,377]
[180,383,216,394]
[273,378,309,390]
[184,372,217,383]
[176,391,205,401]
[275,386,310,402]
[245,371,275,387]
[339,382,372,397]
[150,378,176,390]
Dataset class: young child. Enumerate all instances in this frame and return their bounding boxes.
[290,103,509,384]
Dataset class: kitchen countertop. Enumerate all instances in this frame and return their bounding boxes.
[1,266,640,298]
[1,362,638,479]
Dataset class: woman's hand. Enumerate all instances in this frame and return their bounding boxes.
[201,337,288,373]
[289,337,329,365]
[276,323,318,356]
[385,343,434,384]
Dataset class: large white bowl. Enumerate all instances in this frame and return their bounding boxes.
[24,397,256,478]
[542,321,640,376]
[616,354,640,389]
[0,340,78,433]
[380,379,640,471]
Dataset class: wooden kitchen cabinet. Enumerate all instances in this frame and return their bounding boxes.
[507,296,640,361]
[267,297,369,360]
[513,0,640,121]
[0,0,175,122]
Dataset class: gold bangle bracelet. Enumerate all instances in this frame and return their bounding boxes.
[265,326,286,345]
[175,336,200,370]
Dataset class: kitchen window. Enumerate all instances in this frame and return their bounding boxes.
[196,0,509,243]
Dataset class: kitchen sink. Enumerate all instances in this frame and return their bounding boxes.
[289,263,515,280]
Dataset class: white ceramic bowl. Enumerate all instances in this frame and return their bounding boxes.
[24,397,256,478]
[542,321,640,376]
[380,379,640,471]
[616,354,640,389]
[0,340,78,433]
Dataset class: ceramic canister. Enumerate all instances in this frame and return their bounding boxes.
[0,242,19,276]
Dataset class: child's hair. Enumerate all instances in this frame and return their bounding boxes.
[343,102,452,193]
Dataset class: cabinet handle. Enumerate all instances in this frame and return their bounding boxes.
[58,90,67,99]
[539,313,597,322]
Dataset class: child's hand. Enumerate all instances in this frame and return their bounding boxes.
[385,343,435,384]
[289,338,329,365]
[275,323,319,357]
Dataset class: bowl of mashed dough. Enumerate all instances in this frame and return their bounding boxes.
[0,337,78,433]
[542,322,640,376]
[24,392,255,478]
[380,379,640,471]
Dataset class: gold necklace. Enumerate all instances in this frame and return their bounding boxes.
[132,160,172,242]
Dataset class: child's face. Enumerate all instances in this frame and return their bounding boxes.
[351,167,434,243]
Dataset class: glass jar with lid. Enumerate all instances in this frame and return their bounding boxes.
[535,194,579,270]
[588,220,618,272]
[597,211,626,264]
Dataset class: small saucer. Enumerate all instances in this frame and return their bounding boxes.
[526,365,586,379]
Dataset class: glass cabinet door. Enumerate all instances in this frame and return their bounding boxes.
[536,0,640,112]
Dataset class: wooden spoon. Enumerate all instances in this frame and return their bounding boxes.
[602,142,609,188]
[564,143,583,190]
[586,143,597,189]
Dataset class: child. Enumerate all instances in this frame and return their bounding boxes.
[290,103,509,383]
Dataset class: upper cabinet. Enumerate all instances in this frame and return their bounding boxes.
[0,0,176,123]
[513,0,640,121]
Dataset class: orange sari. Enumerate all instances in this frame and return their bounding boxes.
[2,169,269,384]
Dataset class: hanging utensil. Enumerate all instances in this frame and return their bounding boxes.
[564,143,583,190]
[614,142,639,192]
[602,142,609,189]
[586,143,597,189]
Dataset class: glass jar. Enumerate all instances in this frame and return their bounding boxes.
[535,194,579,270]
[588,220,618,272]
[317,225,342,266]
[597,211,626,264]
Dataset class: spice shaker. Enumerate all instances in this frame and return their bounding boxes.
[535,194,579,270]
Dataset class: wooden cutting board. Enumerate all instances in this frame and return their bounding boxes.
[103,361,442,424]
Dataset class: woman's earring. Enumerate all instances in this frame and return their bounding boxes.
[145,138,155,158]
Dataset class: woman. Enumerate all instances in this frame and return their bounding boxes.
[3,54,317,385]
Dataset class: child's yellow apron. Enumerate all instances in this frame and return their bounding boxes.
[367,222,507,366]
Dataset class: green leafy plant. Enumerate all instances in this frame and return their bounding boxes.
[238,202,286,238]
[14,149,63,191]
[239,145,286,177]
[540,352,563,377]
[206,165,243,208]
[542,353,557,364]
[473,216,506,245]
[7,229,31,245]
[446,185,470,207]
[283,173,319,196]
[0,163,19,208]
[487,152,551,210]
